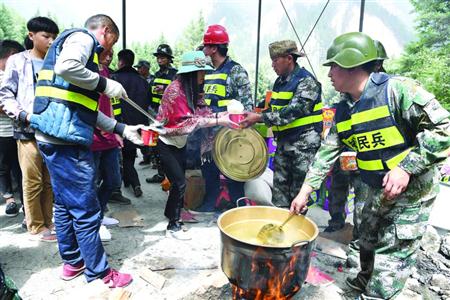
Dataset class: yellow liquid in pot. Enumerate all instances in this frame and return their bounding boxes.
[223,219,310,247]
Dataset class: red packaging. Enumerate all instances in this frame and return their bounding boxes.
[141,129,158,147]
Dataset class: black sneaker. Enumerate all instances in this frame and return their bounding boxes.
[110,192,131,205]
[166,221,191,240]
[133,186,143,197]
[5,201,19,217]
[145,174,164,183]
[346,276,368,293]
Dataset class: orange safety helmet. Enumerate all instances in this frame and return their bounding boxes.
[203,24,230,45]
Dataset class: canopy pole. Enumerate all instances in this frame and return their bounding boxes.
[359,0,365,32]
[254,0,262,105]
[122,0,127,49]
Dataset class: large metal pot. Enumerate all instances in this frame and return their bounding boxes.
[217,206,318,299]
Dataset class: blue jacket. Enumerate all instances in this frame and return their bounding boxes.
[30,28,103,146]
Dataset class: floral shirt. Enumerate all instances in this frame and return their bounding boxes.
[157,79,213,147]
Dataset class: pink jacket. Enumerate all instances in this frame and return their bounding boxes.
[91,67,120,152]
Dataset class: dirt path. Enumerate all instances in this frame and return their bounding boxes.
[0,159,432,299]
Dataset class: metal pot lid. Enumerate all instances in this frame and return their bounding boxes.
[213,128,268,182]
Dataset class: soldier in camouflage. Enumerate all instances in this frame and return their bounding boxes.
[241,40,322,208]
[325,40,390,269]
[291,32,450,299]
[190,25,253,214]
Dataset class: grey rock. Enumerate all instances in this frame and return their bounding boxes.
[430,286,441,293]
[416,250,450,286]
[406,278,423,295]
[431,274,450,291]
[421,226,442,253]
[440,234,450,259]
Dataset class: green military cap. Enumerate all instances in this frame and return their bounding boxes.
[269,40,305,60]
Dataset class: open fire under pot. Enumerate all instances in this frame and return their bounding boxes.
[218,206,319,300]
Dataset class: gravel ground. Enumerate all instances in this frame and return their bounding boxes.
[0,157,431,299]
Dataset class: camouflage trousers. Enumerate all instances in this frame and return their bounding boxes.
[272,144,318,207]
[356,186,435,299]
[327,160,368,263]
[327,160,366,233]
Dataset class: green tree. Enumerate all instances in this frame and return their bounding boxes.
[173,11,206,67]
[387,0,450,109]
[253,63,273,105]
[0,4,27,42]
[128,34,168,74]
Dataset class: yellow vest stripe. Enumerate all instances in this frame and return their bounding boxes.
[110,97,120,105]
[204,99,211,105]
[218,99,231,107]
[154,78,171,85]
[357,148,412,171]
[113,108,122,116]
[351,105,390,125]
[205,73,228,80]
[352,126,404,152]
[385,148,412,170]
[93,53,99,65]
[314,103,323,111]
[204,83,226,97]
[357,158,383,171]
[152,97,161,104]
[337,105,391,133]
[271,91,293,100]
[337,119,352,132]
[35,86,98,111]
[38,70,54,81]
[272,114,323,132]
[341,137,358,151]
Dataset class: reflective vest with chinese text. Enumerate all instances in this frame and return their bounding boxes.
[204,58,239,113]
[335,72,412,188]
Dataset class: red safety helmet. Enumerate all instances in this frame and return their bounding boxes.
[203,24,230,45]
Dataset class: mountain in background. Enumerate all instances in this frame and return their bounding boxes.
[205,0,416,99]
[0,0,417,100]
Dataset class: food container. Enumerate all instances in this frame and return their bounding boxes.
[141,129,158,147]
[227,99,245,129]
[339,151,358,171]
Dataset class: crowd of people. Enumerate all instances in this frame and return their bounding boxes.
[0,12,449,300]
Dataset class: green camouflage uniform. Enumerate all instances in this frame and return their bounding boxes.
[201,57,253,156]
[228,63,253,111]
[262,67,322,207]
[304,75,450,299]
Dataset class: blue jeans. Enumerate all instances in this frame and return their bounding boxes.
[93,147,121,218]
[37,142,109,281]
[200,160,244,211]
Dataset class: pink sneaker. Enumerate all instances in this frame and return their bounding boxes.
[61,261,85,281]
[102,269,132,288]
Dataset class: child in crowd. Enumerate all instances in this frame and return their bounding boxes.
[0,17,59,241]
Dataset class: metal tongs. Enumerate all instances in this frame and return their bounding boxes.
[121,96,167,134]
